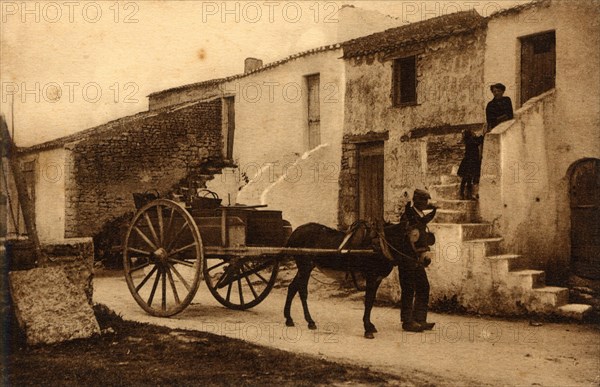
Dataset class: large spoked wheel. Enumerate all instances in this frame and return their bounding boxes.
[123,199,203,317]
[203,255,279,310]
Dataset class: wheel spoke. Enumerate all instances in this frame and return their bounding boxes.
[207,260,227,272]
[215,264,236,289]
[167,221,190,251]
[237,272,244,305]
[164,206,175,243]
[253,271,269,285]
[161,269,167,311]
[248,262,271,283]
[124,199,203,317]
[243,269,259,299]
[168,242,196,257]
[134,226,157,251]
[135,266,158,292]
[130,260,151,273]
[246,262,270,285]
[226,281,233,302]
[166,267,181,305]
[168,257,195,267]
[144,212,160,247]
[128,247,152,256]
[147,267,162,307]
[168,262,191,292]
[157,205,164,245]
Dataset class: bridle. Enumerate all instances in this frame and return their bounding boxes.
[375,228,416,262]
[372,221,422,264]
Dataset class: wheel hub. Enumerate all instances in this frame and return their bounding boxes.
[153,247,168,263]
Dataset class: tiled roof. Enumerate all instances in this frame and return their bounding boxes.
[18,98,217,154]
[342,10,486,59]
[488,0,550,19]
[147,43,343,98]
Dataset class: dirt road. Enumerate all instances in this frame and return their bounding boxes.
[94,270,599,386]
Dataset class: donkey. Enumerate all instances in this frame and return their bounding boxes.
[283,220,419,339]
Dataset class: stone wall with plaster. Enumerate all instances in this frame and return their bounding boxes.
[340,29,486,226]
[480,0,600,283]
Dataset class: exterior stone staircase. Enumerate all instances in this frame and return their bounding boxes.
[427,174,592,319]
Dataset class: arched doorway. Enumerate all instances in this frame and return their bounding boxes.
[570,158,600,279]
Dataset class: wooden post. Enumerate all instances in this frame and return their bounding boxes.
[220,207,228,247]
[1,115,45,265]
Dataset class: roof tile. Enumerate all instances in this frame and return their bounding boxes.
[342,10,485,59]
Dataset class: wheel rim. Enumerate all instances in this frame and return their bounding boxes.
[123,199,203,317]
[203,255,278,310]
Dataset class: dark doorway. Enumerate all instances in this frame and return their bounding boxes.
[224,96,235,160]
[570,158,600,280]
[520,31,556,105]
[357,142,384,223]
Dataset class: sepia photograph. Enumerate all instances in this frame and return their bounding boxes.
[1,0,599,385]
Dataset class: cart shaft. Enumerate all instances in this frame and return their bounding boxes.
[205,246,377,258]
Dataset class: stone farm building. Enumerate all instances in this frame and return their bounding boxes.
[3,0,598,317]
[6,99,224,241]
[340,0,599,316]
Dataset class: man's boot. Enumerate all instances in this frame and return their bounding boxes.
[402,321,424,332]
[472,183,480,200]
[466,183,473,200]
[416,321,436,330]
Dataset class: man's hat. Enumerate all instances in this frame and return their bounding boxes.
[413,188,431,201]
[490,83,506,92]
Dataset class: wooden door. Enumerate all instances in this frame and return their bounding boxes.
[520,31,556,105]
[306,74,320,150]
[358,143,384,223]
[570,158,600,279]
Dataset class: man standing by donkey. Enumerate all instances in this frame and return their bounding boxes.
[398,189,437,332]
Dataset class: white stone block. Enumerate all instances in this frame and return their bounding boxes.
[9,266,100,346]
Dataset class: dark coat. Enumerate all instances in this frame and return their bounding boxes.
[398,203,436,270]
[457,135,484,179]
[486,96,514,129]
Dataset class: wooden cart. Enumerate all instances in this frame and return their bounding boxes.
[122,199,375,317]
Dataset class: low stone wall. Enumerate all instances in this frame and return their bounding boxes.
[3,237,95,304]
[43,238,95,305]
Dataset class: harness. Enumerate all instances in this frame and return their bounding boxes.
[337,220,370,252]
[374,227,416,262]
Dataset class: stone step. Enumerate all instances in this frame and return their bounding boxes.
[441,175,461,185]
[557,304,593,320]
[434,199,479,212]
[461,223,494,240]
[533,286,570,308]
[430,183,461,200]
[466,237,504,258]
[428,223,494,241]
[486,254,523,272]
[507,270,546,289]
[434,209,477,223]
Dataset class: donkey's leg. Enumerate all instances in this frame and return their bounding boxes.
[297,261,317,330]
[284,259,302,327]
[363,275,383,339]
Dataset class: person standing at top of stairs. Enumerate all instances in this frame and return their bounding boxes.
[457,129,484,201]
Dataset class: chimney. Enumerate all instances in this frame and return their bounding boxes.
[244,57,263,73]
